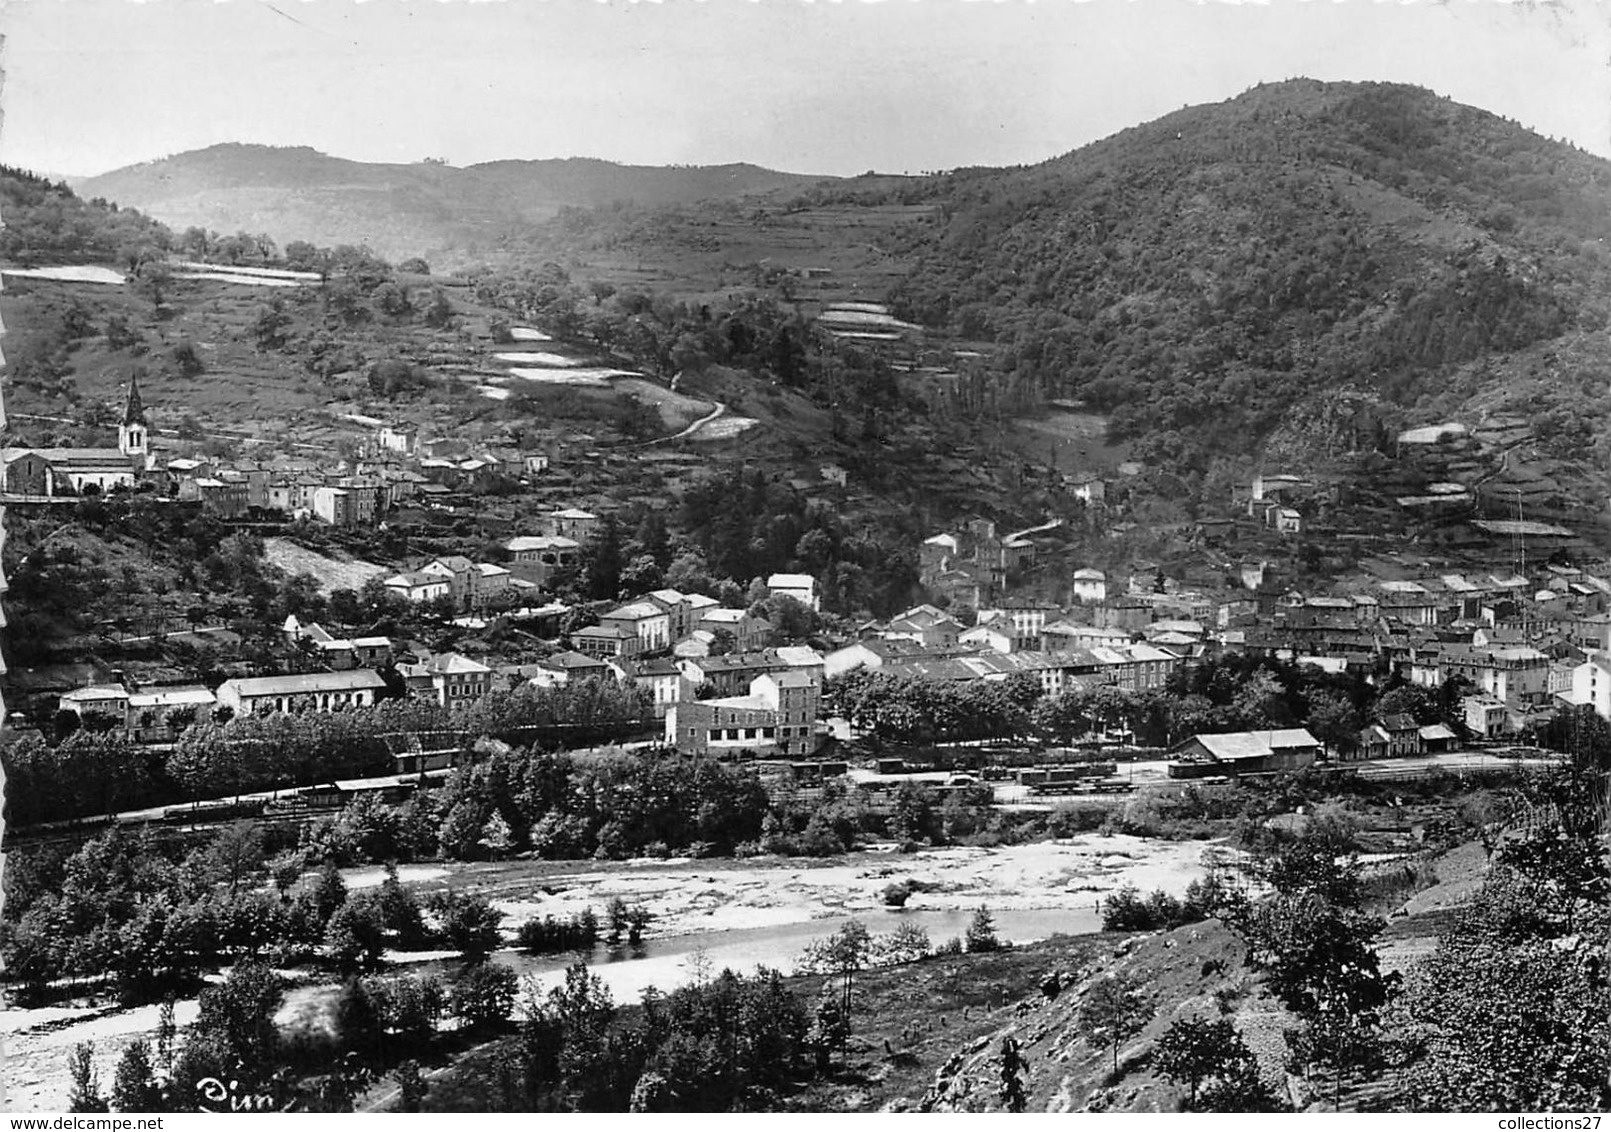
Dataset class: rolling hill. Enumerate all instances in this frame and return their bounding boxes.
[882,80,1611,493]
[73,145,838,264]
[41,80,1611,534]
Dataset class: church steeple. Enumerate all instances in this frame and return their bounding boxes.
[122,371,146,428]
[119,373,148,466]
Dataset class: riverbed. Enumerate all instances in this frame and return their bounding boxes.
[0,834,1227,1110]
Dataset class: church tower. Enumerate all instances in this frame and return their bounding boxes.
[119,372,149,469]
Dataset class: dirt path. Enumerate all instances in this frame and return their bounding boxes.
[650,400,727,444]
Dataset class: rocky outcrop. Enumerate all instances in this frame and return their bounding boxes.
[909,920,1294,1113]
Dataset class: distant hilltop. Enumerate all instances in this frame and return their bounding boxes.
[72,144,840,262]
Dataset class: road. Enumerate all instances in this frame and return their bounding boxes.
[650,400,727,444]
[11,744,1564,841]
[16,740,670,836]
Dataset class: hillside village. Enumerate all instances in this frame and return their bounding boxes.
[4,74,1611,1117]
[25,366,1611,781]
[7,276,1606,786]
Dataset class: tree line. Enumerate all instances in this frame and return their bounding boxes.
[1,679,653,827]
[824,653,1471,752]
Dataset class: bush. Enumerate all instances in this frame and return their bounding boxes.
[428,890,504,961]
[1155,1015,1279,1111]
[451,963,518,1029]
[1101,881,1228,932]
[516,911,600,955]
[325,898,387,973]
[1047,805,1110,836]
[334,977,384,1056]
[872,922,932,965]
[366,974,445,1044]
[881,880,915,908]
[965,906,1000,953]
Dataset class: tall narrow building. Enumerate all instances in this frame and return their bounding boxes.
[119,370,149,469]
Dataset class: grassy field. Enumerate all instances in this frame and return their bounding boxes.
[998,409,1132,476]
[263,537,389,594]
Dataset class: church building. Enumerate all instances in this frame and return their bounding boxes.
[3,376,151,497]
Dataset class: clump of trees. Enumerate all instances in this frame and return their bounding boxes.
[1099,874,1243,932]
[1155,1015,1282,1112]
[825,654,1468,753]
[1391,765,1611,1111]
[2,677,653,828]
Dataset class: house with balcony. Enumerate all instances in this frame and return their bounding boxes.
[541,507,602,541]
[1440,642,1551,711]
[216,670,387,716]
[609,656,688,718]
[505,535,581,588]
[127,686,218,741]
[571,624,639,659]
[401,652,492,708]
[599,601,672,656]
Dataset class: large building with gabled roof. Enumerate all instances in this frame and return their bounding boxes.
[215,669,387,716]
[1169,728,1321,778]
[3,375,151,497]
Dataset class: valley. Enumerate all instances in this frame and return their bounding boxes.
[3,76,1611,1116]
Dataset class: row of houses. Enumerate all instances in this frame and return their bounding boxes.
[60,669,389,736]
[568,576,819,661]
[1168,715,1458,779]
[57,649,533,736]
[59,640,826,760]
[384,555,517,612]
[0,376,552,520]
[822,635,1182,698]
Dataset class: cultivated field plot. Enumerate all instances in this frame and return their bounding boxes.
[263,537,389,593]
[506,367,632,386]
[0,265,125,284]
[173,261,322,281]
[613,377,713,430]
[817,305,919,331]
[492,351,580,366]
[172,270,305,288]
[1005,409,1131,472]
[690,414,760,440]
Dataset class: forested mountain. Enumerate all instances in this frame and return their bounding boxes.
[26,82,1611,509]
[886,80,1611,480]
[73,145,835,262]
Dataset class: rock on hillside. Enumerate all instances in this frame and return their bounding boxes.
[908,920,1296,1114]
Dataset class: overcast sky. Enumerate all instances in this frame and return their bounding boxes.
[3,0,1609,178]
